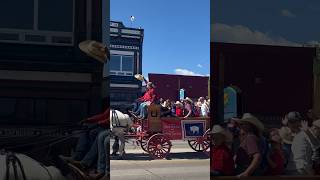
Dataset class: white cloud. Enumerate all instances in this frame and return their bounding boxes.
[211,23,301,47]
[174,68,206,76]
[281,9,296,18]
[197,64,203,68]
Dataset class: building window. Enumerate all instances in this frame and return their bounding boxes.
[0,0,74,45]
[110,55,134,76]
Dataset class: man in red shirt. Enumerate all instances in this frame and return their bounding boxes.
[130,82,157,119]
[211,125,235,176]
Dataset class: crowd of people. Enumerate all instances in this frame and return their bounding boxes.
[211,111,320,177]
[128,81,210,119]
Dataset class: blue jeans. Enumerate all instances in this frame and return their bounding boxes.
[81,128,109,169]
[134,102,148,117]
[138,102,148,119]
[97,130,110,174]
[72,125,104,161]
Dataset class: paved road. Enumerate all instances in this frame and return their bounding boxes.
[110,139,210,180]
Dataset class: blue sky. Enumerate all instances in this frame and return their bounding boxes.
[111,0,210,78]
[211,0,320,46]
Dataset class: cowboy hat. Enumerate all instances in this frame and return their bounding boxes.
[313,119,320,128]
[235,113,264,132]
[79,40,109,63]
[134,74,144,81]
[147,82,156,88]
[279,126,293,144]
[175,101,183,106]
[184,97,193,104]
[210,125,233,142]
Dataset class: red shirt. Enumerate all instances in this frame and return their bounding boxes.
[138,88,156,103]
[86,108,110,128]
[211,144,234,175]
[264,149,285,175]
[175,107,184,117]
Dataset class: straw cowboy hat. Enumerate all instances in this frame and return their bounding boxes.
[134,74,145,81]
[184,97,193,104]
[175,101,183,107]
[313,119,320,128]
[79,40,109,63]
[211,125,233,142]
[235,113,264,132]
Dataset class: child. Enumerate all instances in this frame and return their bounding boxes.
[211,125,234,176]
[264,129,285,175]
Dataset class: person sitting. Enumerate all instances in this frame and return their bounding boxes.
[160,100,174,117]
[175,101,184,117]
[211,125,235,176]
[264,129,285,175]
[60,108,110,179]
[130,82,157,120]
[183,97,194,118]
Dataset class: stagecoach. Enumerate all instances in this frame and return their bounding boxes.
[125,104,211,159]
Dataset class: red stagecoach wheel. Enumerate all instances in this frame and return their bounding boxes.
[138,134,149,152]
[203,129,211,156]
[187,129,211,153]
[147,133,172,159]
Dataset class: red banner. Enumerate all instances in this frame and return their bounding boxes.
[161,119,182,140]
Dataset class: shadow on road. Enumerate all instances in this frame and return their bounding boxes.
[110,152,209,161]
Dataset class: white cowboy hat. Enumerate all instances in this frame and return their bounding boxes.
[313,119,320,128]
[134,74,144,81]
[79,40,109,63]
[235,113,264,132]
[175,101,183,106]
[184,97,193,104]
[211,125,233,142]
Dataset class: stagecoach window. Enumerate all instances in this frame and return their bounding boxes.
[38,0,73,32]
[0,0,34,29]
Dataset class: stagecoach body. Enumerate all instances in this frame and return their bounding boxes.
[126,104,211,159]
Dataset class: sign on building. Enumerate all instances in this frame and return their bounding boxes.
[224,86,237,120]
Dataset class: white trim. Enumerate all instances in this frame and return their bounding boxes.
[110,22,119,27]
[110,50,134,55]
[110,28,118,33]
[0,70,92,82]
[121,35,141,39]
[110,44,139,50]
[110,83,139,88]
[137,52,140,73]
[110,34,118,37]
[121,29,141,35]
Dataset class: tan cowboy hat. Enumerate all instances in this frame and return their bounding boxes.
[79,40,109,63]
[235,113,264,132]
[313,119,320,128]
[134,74,144,81]
[175,101,183,107]
[211,125,233,142]
[184,97,193,104]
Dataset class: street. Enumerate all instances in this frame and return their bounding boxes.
[110,139,210,180]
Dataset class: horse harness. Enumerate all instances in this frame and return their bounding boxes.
[111,110,128,129]
[2,151,27,180]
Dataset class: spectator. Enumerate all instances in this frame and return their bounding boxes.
[175,101,184,117]
[199,97,209,117]
[289,112,319,175]
[264,128,285,175]
[211,125,235,176]
[183,97,194,118]
[234,114,264,177]
[279,114,295,168]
